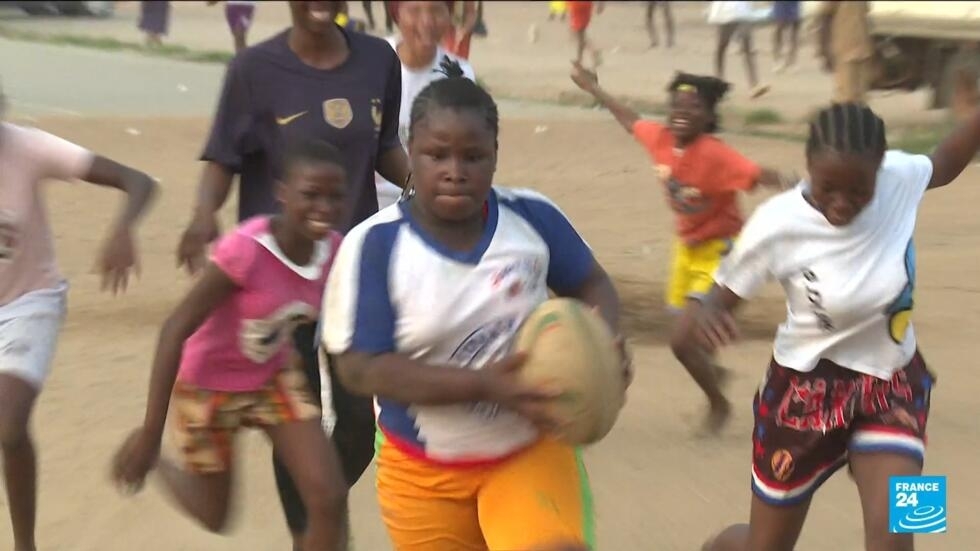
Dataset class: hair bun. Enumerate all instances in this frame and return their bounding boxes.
[436,56,465,79]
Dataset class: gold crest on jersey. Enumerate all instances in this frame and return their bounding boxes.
[323,98,354,129]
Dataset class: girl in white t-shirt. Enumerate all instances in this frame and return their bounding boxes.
[376,0,476,211]
[672,102,980,550]
[324,67,629,551]
[0,92,157,551]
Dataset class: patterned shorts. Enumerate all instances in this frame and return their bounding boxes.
[751,351,935,506]
[172,365,320,474]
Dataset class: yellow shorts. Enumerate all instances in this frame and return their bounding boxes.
[376,437,595,551]
[666,237,734,310]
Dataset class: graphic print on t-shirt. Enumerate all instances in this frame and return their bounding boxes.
[886,239,916,344]
[0,210,17,263]
[240,301,318,363]
[658,164,710,215]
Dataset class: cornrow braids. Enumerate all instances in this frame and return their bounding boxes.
[806,102,887,158]
[666,72,732,133]
[408,56,499,144]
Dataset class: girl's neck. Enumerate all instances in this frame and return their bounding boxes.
[270,216,316,266]
[397,41,438,70]
[287,26,349,70]
[409,201,486,253]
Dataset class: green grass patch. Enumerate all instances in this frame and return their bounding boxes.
[889,124,953,155]
[743,108,784,126]
[0,26,233,64]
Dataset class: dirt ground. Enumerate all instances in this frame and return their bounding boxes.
[1,1,978,550]
[19,110,979,550]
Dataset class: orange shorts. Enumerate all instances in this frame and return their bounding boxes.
[171,366,320,474]
[568,1,593,32]
[376,437,595,551]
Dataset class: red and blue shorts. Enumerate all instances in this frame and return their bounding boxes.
[751,351,935,506]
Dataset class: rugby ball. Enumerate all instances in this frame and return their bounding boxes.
[513,298,625,446]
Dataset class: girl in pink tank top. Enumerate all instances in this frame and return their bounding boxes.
[112,139,351,551]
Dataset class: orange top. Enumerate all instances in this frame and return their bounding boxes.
[633,120,761,245]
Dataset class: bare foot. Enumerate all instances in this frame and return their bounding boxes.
[712,364,733,390]
[701,398,732,436]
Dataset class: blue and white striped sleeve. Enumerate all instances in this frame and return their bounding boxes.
[505,190,596,296]
[323,222,400,355]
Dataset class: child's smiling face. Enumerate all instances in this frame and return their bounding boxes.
[669,90,711,146]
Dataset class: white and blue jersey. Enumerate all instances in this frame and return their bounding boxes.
[322,187,595,464]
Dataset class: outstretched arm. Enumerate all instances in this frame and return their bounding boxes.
[928,106,980,190]
[112,263,238,490]
[570,61,641,133]
[84,156,158,294]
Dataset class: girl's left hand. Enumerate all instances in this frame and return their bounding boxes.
[111,428,160,494]
[589,306,632,390]
[693,302,739,351]
[97,227,139,295]
[614,335,633,390]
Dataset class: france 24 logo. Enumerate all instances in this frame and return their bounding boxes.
[889,475,947,534]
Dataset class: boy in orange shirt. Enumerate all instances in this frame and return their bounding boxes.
[571,64,790,429]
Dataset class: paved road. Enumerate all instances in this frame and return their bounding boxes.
[0,35,609,124]
[1,36,222,118]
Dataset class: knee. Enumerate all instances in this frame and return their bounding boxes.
[302,477,349,520]
[0,417,30,451]
[864,521,914,551]
[669,326,695,363]
[199,509,231,534]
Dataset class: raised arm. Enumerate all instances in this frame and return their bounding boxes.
[927,106,980,190]
[570,61,641,133]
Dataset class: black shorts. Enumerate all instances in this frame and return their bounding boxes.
[274,323,376,533]
[750,351,935,507]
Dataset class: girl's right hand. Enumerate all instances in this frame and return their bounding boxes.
[111,428,161,494]
[176,213,219,275]
[570,61,599,94]
[693,301,740,351]
[478,353,564,431]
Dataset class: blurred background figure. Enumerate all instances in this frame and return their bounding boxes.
[771,0,800,73]
[361,0,395,34]
[707,1,768,98]
[138,0,170,48]
[646,1,674,48]
[816,0,873,104]
[568,1,603,69]
[376,0,476,210]
[442,0,478,60]
[548,1,568,22]
[208,0,257,54]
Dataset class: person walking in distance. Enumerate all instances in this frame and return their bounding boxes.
[817,0,873,104]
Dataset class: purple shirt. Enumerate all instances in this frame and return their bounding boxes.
[201,27,402,229]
